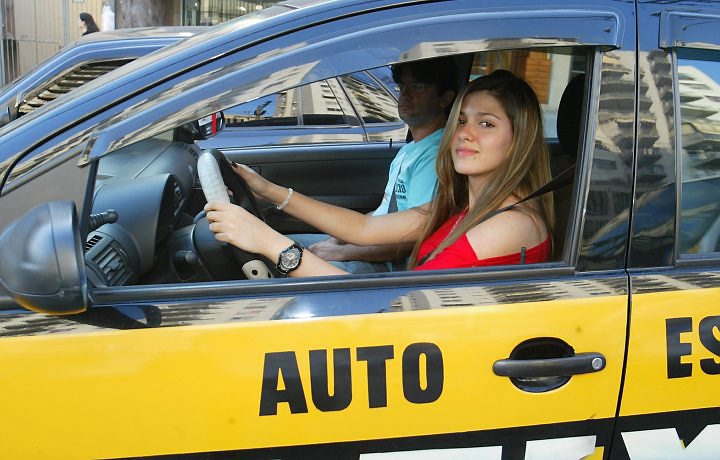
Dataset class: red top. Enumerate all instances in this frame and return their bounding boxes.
[415,212,551,271]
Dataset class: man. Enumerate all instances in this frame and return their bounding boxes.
[297,57,459,273]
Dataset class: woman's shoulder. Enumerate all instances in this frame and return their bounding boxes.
[465,208,547,260]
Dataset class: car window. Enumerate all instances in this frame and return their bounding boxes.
[81,46,590,291]
[339,70,400,124]
[677,50,720,256]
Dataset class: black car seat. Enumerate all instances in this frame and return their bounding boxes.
[553,73,586,255]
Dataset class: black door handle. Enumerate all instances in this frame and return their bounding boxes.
[493,352,606,378]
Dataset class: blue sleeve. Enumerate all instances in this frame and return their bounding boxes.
[403,147,438,209]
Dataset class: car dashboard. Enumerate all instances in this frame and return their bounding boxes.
[86,137,201,287]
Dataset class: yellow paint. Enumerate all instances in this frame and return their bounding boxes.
[0,295,626,458]
[621,288,720,415]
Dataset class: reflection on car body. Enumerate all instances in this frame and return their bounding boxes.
[0,0,719,458]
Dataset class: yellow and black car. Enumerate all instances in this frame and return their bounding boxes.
[0,0,718,458]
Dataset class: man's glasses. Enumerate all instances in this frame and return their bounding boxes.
[397,81,435,93]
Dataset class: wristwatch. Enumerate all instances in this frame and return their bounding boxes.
[276,243,303,276]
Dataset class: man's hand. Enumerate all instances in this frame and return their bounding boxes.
[308,237,348,261]
[309,237,413,263]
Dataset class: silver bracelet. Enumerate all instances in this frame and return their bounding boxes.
[276,187,293,211]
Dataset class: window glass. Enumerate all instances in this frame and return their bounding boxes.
[369,66,400,99]
[299,79,350,126]
[224,90,298,127]
[339,70,400,124]
[222,79,354,128]
[678,50,720,254]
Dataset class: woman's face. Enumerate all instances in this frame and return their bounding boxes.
[79,18,86,30]
[452,90,514,182]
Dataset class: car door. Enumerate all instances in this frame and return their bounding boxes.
[614,4,720,457]
[0,1,635,458]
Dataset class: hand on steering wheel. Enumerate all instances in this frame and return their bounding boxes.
[202,148,265,221]
[194,148,276,280]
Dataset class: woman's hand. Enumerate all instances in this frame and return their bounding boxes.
[230,162,276,201]
[205,201,289,257]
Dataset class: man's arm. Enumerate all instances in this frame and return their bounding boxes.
[308,237,413,262]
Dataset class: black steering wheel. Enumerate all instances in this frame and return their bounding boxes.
[192,148,277,280]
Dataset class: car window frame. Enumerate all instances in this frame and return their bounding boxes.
[83,38,612,310]
[659,10,720,266]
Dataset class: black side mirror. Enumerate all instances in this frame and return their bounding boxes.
[0,201,88,314]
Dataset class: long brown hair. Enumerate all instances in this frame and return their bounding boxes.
[408,69,554,268]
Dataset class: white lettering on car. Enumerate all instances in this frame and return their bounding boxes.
[357,436,597,459]
[622,425,720,459]
[359,446,502,459]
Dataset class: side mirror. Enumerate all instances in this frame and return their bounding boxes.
[175,112,225,143]
[0,201,88,314]
[194,112,225,139]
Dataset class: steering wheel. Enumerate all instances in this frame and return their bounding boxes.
[204,148,264,221]
[193,148,277,280]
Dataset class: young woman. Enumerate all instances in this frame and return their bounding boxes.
[205,69,554,276]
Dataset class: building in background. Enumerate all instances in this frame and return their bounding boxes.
[0,0,278,86]
[181,0,279,26]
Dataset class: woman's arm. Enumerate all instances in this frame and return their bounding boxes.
[465,209,548,260]
[205,202,346,277]
[232,163,427,246]
[205,201,420,277]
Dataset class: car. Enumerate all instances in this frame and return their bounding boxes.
[0,0,719,458]
[0,27,209,127]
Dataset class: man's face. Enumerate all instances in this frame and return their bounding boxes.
[396,68,446,128]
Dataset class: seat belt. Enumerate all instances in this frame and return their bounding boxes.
[492,164,575,216]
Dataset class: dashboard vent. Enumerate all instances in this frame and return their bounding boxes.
[93,242,132,286]
[18,59,134,116]
[84,234,103,252]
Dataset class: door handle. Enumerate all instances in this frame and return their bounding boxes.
[493,352,606,378]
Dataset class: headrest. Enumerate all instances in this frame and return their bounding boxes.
[556,74,586,157]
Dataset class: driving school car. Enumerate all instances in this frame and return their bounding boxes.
[0,0,718,458]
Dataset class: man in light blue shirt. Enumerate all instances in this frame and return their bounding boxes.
[299,57,459,273]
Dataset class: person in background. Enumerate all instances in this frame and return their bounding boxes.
[79,12,100,36]
[293,57,459,273]
[205,70,554,276]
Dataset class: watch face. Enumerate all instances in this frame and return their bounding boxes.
[280,247,301,270]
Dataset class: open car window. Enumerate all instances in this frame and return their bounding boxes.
[87,46,591,294]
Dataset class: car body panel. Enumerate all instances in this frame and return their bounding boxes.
[0,290,627,458]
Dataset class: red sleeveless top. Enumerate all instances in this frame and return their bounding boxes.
[415,212,551,271]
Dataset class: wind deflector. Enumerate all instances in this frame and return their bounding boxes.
[660,10,720,51]
[17,59,133,117]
